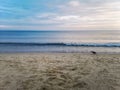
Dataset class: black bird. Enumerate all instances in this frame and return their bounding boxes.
[91,51,97,54]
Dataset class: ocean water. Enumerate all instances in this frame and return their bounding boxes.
[0,30,120,53]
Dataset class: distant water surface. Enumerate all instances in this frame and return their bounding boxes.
[0,30,120,53]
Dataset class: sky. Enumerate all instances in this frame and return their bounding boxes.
[0,0,120,30]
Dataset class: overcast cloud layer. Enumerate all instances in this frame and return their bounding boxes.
[0,0,120,30]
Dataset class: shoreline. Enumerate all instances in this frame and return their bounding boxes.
[1,51,120,55]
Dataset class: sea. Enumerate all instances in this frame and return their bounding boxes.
[0,30,120,53]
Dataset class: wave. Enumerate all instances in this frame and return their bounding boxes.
[0,42,120,47]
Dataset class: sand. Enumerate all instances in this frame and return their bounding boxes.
[0,53,120,90]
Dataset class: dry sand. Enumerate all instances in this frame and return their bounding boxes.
[0,53,120,90]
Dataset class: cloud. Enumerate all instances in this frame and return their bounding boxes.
[0,0,120,30]
[55,15,80,20]
[0,25,6,28]
[0,25,12,29]
[68,1,80,7]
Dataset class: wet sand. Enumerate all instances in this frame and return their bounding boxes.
[0,53,120,90]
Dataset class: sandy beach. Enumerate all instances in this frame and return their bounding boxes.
[0,53,120,90]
